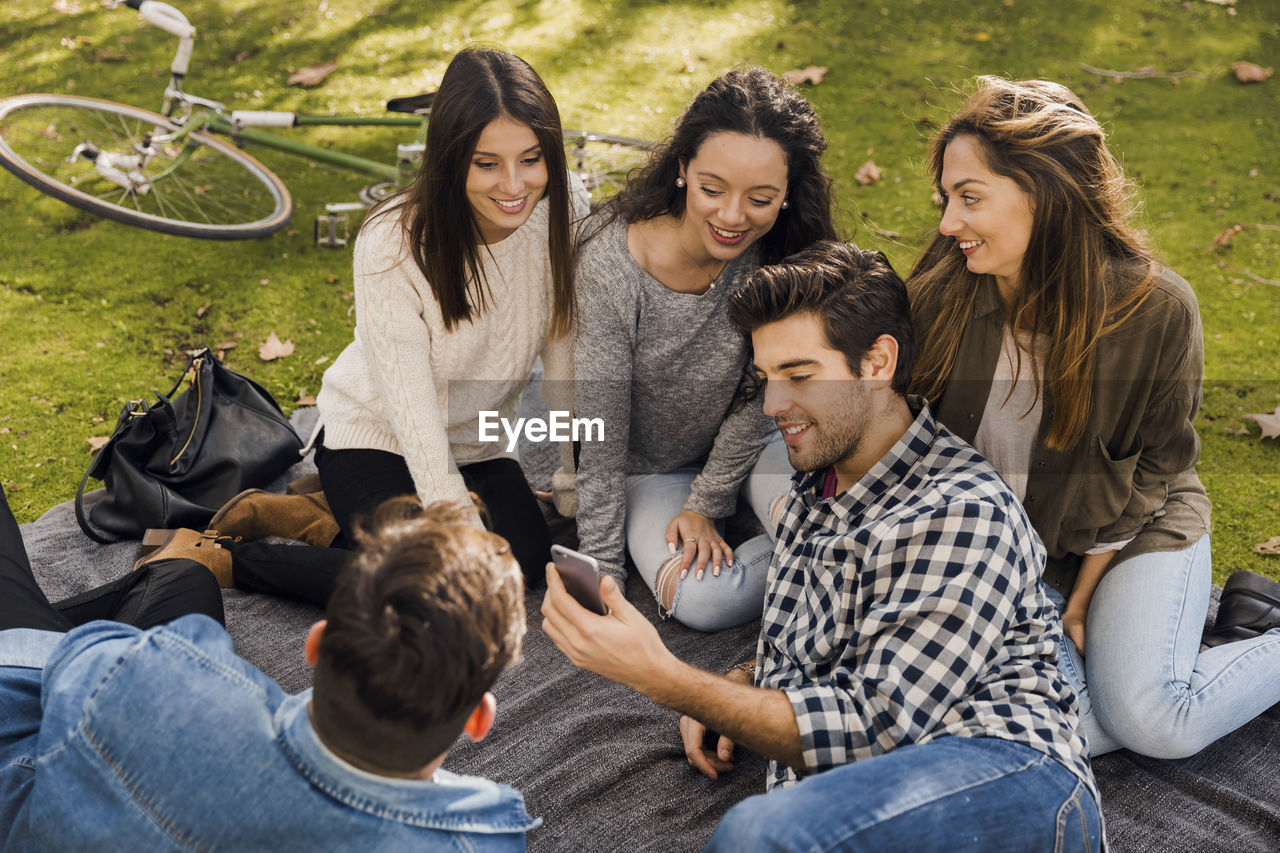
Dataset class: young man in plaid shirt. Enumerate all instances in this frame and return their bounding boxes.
[543,241,1101,851]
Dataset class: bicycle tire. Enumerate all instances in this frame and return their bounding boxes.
[0,94,292,239]
[562,129,652,201]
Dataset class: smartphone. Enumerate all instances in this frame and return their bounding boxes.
[550,544,608,615]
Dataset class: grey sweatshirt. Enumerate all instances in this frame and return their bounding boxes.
[572,215,776,581]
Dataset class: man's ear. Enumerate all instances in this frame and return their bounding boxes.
[304,620,327,667]
[861,334,900,387]
[462,692,497,743]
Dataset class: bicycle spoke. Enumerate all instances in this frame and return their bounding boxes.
[0,95,290,237]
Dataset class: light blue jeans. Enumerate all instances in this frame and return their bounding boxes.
[1050,534,1280,758]
[625,435,792,632]
[706,737,1101,853]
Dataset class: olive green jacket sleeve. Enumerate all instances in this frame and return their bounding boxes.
[921,267,1211,595]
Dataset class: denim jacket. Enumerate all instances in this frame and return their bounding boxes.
[0,616,539,850]
[921,267,1212,594]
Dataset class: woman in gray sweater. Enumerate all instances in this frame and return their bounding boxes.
[571,68,839,631]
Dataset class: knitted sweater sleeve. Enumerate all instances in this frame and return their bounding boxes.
[352,214,482,527]
[572,261,634,583]
[684,381,774,519]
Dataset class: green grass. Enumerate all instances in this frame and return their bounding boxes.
[1,0,1277,580]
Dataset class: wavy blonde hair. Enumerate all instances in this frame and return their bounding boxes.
[908,77,1158,450]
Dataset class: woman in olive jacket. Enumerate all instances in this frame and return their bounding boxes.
[908,76,1280,758]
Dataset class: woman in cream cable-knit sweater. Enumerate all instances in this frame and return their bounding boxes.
[310,49,586,582]
[138,48,585,595]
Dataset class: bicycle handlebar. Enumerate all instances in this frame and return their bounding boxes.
[121,0,195,77]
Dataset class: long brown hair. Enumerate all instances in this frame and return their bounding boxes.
[372,48,573,336]
[908,77,1158,450]
[582,66,838,265]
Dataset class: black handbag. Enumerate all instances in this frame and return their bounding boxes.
[75,347,303,543]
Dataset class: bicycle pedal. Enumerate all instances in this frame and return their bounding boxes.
[315,212,349,248]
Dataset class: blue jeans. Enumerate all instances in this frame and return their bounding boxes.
[705,737,1101,853]
[625,435,791,632]
[1050,534,1280,758]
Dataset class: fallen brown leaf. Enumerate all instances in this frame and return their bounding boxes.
[854,160,882,186]
[1245,406,1280,439]
[782,65,827,86]
[296,394,318,407]
[259,332,295,361]
[314,355,330,366]
[196,304,210,318]
[52,0,81,14]
[87,435,110,452]
[1254,536,1280,556]
[287,61,338,88]
[215,340,238,351]
[0,427,9,435]
[1230,61,1273,83]
[1211,223,1244,248]
[91,416,104,423]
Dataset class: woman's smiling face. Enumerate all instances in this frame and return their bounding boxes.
[677,131,789,262]
[465,116,548,244]
[937,133,1035,294]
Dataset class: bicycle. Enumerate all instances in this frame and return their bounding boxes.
[0,0,651,243]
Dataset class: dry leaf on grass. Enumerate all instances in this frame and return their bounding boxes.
[1230,61,1273,83]
[296,393,317,407]
[0,427,9,435]
[1245,406,1280,439]
[87,435,109,452]
[287,61,337,88]
[854,160,882,186]
[1211,224,1244,248]
[52,0,81,14]
[1254,536,1280,556]
[215,340,237,352]
[782,65,827,86]
[196,304,210,318]
[259,332,294,361]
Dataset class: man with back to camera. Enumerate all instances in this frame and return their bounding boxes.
[0,492,537,850]
[542,241,1103,851]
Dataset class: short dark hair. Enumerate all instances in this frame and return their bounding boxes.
[311,497,525,773]
[728,240,915,394]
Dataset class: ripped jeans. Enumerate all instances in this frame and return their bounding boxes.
[624,435,792,632]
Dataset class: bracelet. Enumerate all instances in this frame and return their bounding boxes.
[728,661,756,677]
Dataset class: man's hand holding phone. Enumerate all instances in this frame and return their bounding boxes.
[541,547,675,694]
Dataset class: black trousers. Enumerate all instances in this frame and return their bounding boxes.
[0,484,224,633]
[228,442,551,610]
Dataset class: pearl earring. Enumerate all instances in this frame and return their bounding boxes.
[780,199,789,209]
[675,176,686,188]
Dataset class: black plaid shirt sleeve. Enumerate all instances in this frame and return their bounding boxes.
[780,499,1024,769]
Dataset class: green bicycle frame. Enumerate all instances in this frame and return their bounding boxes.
[161,110,427,184]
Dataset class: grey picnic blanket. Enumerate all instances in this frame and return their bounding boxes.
[22,395,1280,852]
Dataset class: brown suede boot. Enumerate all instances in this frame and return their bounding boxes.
[285,473,323,495]
[134,529,235,588]
[207,488,340,546]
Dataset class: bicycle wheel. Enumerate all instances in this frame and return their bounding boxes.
[0,94,291,239]
[562,129,652,201]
